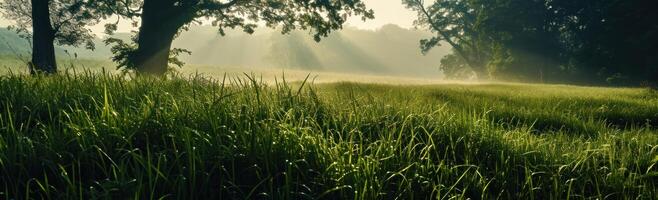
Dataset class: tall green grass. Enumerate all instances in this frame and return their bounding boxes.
[0,72,656,199]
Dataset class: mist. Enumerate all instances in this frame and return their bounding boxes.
[0,24,450,80]
[172,24,450,79]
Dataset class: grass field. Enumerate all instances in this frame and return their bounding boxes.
[0,72,657,199]
[0,57,453,85]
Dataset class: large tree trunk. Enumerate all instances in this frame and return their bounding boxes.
[132,0,189,75]
[133,24,177,75]
[30,0,57,74]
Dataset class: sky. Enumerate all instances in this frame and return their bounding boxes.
[346,0,417,30]
[0,1,418,33]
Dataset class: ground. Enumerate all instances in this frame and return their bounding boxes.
[0,71,656,199]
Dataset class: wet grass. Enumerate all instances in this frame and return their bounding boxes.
[0,73,657,199]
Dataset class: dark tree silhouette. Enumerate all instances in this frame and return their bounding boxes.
[0,0,100,74]
[406,0,657,86]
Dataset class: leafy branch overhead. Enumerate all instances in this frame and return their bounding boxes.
[97,0,374,74]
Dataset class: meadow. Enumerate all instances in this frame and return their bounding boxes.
[0,71,657,199]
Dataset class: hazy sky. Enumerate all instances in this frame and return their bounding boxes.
[347,0,417,29]
[0,1,417,32]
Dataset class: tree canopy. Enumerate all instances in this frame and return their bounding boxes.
[407,0,658,86]
[1,0,99,48]
[0,0,101,73]
[403,0,489,79]
[99,0,374,75]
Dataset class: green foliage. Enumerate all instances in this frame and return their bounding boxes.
[0,0,106,73]
[104,36,193,73]
[98,0,375,74]
[168,48,192,69]
[439,53,473,79]
[0,0,101,49]
[404,0,489,79]
[551,0,658,86]
[104,37,138,71]
[0,73,657,199]
[486,42,515,80]
[407,0,658,86]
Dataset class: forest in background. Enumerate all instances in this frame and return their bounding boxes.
[403,0,658,86]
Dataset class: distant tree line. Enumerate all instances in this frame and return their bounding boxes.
[405,0,658,86]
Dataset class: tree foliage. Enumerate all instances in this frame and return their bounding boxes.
[0,0,100,49]
[552,0,658,86]
[403,0,489,79]
[99,0,374,74]
[0,0,102,74]
[439,53,473,79]
[407,0,658,86]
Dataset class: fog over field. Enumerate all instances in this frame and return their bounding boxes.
[176,25,450,78]
[0,25,450,79]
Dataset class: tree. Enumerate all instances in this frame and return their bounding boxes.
[403,0,490,79]
[550,0,658,86]
[405,0,568,82]
[439,53,473,79]
[407,0,657,86]
[0,0,100,74]
[100,0,374,75]
[474,0,564,82]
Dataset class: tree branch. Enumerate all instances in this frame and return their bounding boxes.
[202,0,242,11]
[413,0,479,68]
